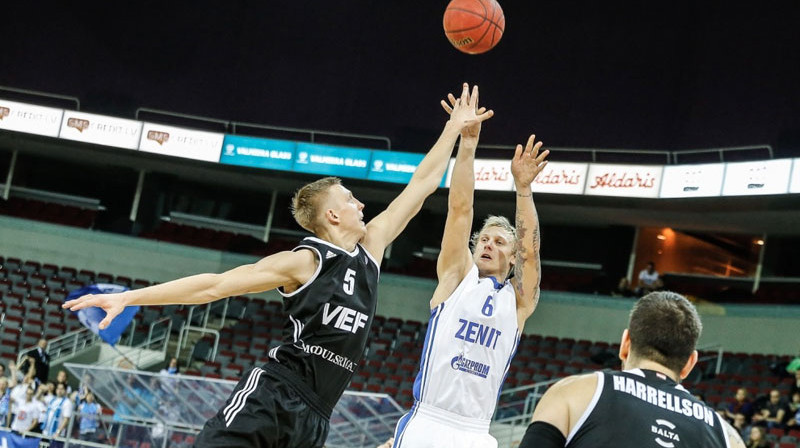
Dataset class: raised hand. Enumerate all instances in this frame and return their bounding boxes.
[63,293,127,330]
[441,83,493,140]
[511,134,550,188]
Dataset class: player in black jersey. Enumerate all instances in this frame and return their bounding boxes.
[63,83,492,448]
[519,291,745,448]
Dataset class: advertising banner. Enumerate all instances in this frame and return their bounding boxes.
[220,135,295,171]
[660,163,725,198]
[59,111,142,149]
[367,149,425,184]
[530,162,588,195]
[0,99,63,137]
[584,163,664,198]
[445,158,514,191]
[721,159,792,196]
[787,158,800,194]
[293,143,371,179]
[139,123,224,162]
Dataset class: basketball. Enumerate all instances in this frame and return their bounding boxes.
[443,0,505,55]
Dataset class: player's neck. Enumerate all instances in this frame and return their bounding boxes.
[315,229,360,252]
[625,359,680,383]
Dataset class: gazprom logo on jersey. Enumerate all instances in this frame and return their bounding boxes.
[293,143,371,179]
[220,135,295,171]
[367,149,424,184]
[450,355,490,378]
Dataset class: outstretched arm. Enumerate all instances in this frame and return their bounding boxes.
[430,90,485,309]
[510,135,549,327]
[64,249,318,329]
[362,83,493,262]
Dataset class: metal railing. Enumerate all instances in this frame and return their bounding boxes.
[134,107,392,149]
[18,327,100,367]
[0,85,81,110]
[479,143,774,165]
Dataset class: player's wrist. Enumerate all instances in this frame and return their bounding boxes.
[515,185,533,197]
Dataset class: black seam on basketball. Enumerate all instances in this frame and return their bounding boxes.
[444,7,504,32]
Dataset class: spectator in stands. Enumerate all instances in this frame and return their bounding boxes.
[42,383,73,437]
[78,392,102,442]
[74,374,91,406]
[745,425,770,448]
[159,357,179,375]
[787,391,800,428]
[10,387,40,436]
[55,370,72,395]
[790,369,800,396]
[0,377,10,427]
[42,383,55,404]
[725,388,755,423]
[613,277,635,297]
[377,437,394,448]
[635,261,662,295]
[22,339,50,385]
[0,363,6,380]
[731,413,750,441]
[10,373,35,409]
[752,389,788,428]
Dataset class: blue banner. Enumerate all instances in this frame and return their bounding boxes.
[367,150,425,184]
[0,430,40,448]
[293,143,371,179]
[68,284,139,346]
[220,135,295,171]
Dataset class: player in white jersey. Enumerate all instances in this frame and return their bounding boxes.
[392,90,549,448]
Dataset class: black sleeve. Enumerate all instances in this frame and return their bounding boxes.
[519,421,567,448]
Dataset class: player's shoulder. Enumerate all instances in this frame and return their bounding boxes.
[547,372,599,397]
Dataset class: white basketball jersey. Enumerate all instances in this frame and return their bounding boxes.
[412,264,520,421]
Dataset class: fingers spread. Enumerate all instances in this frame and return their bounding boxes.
[448,93,457,107]
[441,99,453,114]
[476,109,494,122]
[514,143,523,160]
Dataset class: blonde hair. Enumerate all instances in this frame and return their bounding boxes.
[470,215,517,249]
[291,177,342,233]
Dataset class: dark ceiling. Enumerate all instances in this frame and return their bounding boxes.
[2,1,800,154]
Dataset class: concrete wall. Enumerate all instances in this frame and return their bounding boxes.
[3,216,799,355]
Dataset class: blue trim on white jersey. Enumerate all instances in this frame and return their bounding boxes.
[392,402,418,448]
[496,330,521,402]
[412,303,444,402]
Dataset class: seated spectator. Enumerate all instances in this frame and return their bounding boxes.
[635,261,663,295]
[732,413,750,441]
[10,387,40,436]
[0,377,10,427]
[612,277,635,297]
[752,389,788,429]
[790,369,800,396]
[159,357,179,376]
[725,388,755,422]
[788,391,800,428]
[78,392,102,442]
[746,426,770,448]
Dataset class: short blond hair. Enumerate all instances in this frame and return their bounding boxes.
[291,177,342,233]
[470,215,517,249]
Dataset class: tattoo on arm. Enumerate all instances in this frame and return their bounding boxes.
[514,201,542,309]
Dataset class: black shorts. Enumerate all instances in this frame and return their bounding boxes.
[194,365,330,448]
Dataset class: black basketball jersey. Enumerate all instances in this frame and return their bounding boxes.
[271,237,380,414]
[567,369,729,448]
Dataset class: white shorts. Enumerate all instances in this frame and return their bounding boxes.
[392,402,497,448]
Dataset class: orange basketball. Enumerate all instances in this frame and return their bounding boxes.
[443,0,505,55]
